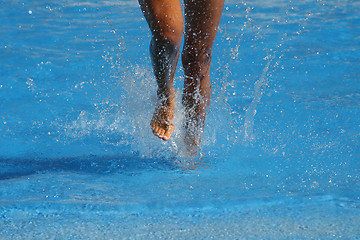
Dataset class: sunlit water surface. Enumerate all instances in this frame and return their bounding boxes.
[1,0,360,239]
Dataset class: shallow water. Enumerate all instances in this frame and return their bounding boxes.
[1,0,360,239]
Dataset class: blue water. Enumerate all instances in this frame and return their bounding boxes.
[1,0,360,238]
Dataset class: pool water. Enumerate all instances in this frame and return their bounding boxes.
[1,0,360,239]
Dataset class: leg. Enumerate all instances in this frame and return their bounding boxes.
[182,0,224,154]
[139,0,184,140]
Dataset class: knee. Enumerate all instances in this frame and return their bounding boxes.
[150,35,181,63]
[182,44,213,73]
[151,19,183,50]
[165,24,183,48]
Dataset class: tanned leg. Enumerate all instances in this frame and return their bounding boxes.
[182,0,224,155]
[139,0,184,140]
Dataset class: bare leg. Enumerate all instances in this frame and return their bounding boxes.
[182,0,224,155]
[139,0,184,140]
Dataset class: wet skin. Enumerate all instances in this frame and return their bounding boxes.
[139,0,225,154]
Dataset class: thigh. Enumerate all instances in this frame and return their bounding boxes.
[183,0,224,49]
[139,0,184,43]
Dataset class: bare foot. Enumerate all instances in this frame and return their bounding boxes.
[182,89,208,156]
[183,102,206,156]
[184,118,203,156]
[150,90,176,141]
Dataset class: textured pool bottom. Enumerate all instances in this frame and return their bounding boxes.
[1,197,359,240]
[1,0,360,238]
[0,169,359,239]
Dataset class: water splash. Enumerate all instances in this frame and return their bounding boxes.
[244,60,271,141]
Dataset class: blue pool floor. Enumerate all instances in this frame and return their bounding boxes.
[1,0,360,238]
[0,192,359,239]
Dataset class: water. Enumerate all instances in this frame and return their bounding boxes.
[1,0,360,238]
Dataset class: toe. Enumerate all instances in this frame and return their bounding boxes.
[151,123,158,134]
[150,120,156,131]
[163,124,174,140]
[158,128,165,138]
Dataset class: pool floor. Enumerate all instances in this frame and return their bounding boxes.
[1,0,360,238]
[1,195,359,239]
